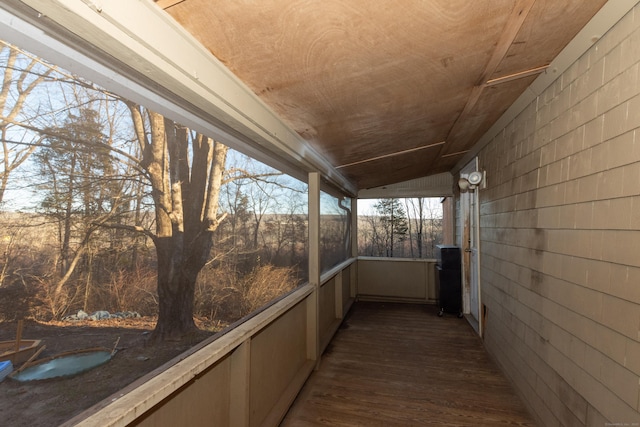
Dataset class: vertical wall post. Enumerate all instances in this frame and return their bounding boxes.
[442,197,455,245]
[335,270,343,319]
[350,196,358,299]
[307,172,321,367]
[229,340,251,427]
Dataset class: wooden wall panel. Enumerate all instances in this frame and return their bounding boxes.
[249,302,308,427]
[132,357,231,427]
[342,264,353,313]
[357,258,435,302]
[319,276,337,341]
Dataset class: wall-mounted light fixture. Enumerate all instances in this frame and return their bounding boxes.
[458,171,484,192]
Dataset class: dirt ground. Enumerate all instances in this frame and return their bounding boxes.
[0,318,215,427]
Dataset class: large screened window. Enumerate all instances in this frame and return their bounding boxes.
[320,191,351,273]
[0,40,308,324]
[357,198,443,258]
[0,37,313,425]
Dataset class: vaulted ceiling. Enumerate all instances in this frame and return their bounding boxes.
[154,0,608,190]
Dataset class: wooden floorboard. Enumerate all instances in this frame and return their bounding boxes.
[281,302,536,427]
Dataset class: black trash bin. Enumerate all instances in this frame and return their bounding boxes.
[435,245,462,318]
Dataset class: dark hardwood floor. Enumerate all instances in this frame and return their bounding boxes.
[281,302,536,426]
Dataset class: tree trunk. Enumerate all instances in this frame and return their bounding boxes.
[140,115,227,342]
[152,235,197,340]
[60,152,77,274]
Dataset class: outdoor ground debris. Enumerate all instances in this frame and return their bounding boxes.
[0,317,214,427]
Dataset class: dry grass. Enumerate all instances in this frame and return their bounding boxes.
[195,263,297,323]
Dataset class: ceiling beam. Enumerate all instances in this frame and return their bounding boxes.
[453,0,639,174]
[438,0,537,158]
[336,141,446,169]
[476,0,538,85]
[154,0,184,9]
[485,64,549,87]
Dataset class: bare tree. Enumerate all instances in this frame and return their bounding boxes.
[374,198,408,257]
[128,104,228,340]
[358,198,443,259]
[423,198,443,258]
[0,42,305,330]
[269,190,306,267]
[405,198,424,258]
[0,42,57,205]
[34,102,130,316]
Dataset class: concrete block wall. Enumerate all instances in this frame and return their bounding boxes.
[476,5,640,426]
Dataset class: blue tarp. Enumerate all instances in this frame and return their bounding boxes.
[11,351,111,382]
[0,360,12,382]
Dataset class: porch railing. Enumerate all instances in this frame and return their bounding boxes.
[64,257,435,427]
[358,257,438,303]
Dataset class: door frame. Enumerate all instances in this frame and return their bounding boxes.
[459,158,483,337]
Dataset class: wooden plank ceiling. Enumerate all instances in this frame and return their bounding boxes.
[155,0,607,190]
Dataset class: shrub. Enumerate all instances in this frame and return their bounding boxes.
[194,263,297,323]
